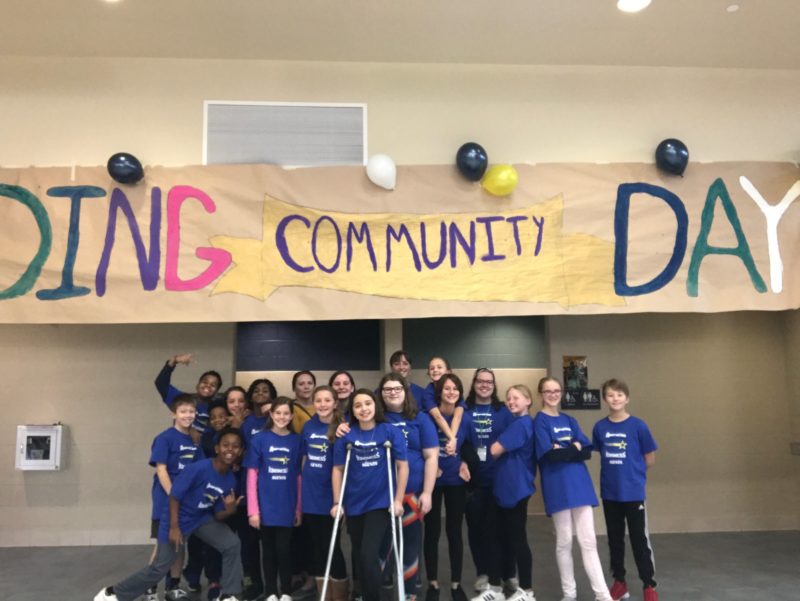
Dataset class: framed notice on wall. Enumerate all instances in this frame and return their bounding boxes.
[563,355,588,390]
[563,389,601,410]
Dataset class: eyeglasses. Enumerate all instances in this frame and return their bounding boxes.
[382,386,404,394]
[542,390,562,395]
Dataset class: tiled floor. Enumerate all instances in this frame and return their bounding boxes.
[2,517,798,601]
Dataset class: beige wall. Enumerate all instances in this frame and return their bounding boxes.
[1,56,799,544]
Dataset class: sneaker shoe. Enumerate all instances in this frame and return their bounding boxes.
[504,591,536,601]
[642,587,658,601]
[143,586,159,601]
[187,583,202,594]
[502,580,518,593]
[291,580,315,601]
[280,595,294,601]
[470,589,505,601]
[609,580,629,601]
[166,588,190,601]
[207,584,221,601]
[473,577,489,595]
[558,597,576,601]
[425,587,440,601]
[218,596,242,601]
[451,586,467,601]
[95,587,119,601]
[265,596,279,601]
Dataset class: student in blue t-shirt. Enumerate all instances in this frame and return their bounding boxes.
[95,427,245,601]
[533,377,612,601]
[154,353,223,439]
[331,389,409,601]
[301,386,349,601]
[592,379,658,601]
[148,394,205,600]
[388,350,427,408]
[463,368,515,598]
[379,372,439,600]
[420,357,464,457]
[245,397,303,601]
[423,374,474,601]
[486,385,538,601]
[329,370,356,413]
[240,378,277,449]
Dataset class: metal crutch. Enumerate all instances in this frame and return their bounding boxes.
[320,442,352,601]
[384,440,405,601]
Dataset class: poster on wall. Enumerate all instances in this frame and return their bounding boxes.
[563,355,588,390]
[1,161,799,324]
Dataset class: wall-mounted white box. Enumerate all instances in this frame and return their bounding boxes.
[16,424,64,471]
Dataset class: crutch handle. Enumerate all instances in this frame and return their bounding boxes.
[383,440,393,448]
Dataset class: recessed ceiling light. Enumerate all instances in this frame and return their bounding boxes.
[617,0,652,13]
[727,4,740,12]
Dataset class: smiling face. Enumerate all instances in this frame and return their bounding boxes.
[294,374,315,403]
[208,406,229,432]
[351,393,376,426]
[270,402,293,431]
[215,432,243,466]
[603,387,630,414]
[331,373,354,400]
[226,390,247,416]
[250,382,273,407]
[381,378,406,412]
[313,389,336,420]
[428,357,449,382]
[390,355,412,379]
[196,374,221,400]
[440,377,461,406]
[539,379,563,412]
[506,387,532,416]
[473,370,496,402]
[173,402,197,432]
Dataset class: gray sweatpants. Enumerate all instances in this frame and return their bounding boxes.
[113,520,242,601]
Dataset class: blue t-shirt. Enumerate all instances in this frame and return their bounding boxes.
[301,415,335,515]
[333,422,408,517]
[156,458,236,543]
[243,430,302,527]
[241,414,268,449]
[467,403,513,487]
[419,383,468,413]
[435,412,472,486]
[155,363,210,433]
[409,383,426,410]
[385,410,439,495]
[493,415,537,508]
[592,415,657,502]
[533,412,598,516]
[149,428,204,520]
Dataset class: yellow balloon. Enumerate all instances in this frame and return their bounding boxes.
[481,164,519,196]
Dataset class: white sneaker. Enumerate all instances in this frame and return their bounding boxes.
[504,590,535,601]
[165,589,189,601]
[280,595,293,601]
[470,589,505,601]
[502,579,518,592]
[559,597,577,601]
[266,596,279,601]
[142,589,159,601]
[95,588,119,601]
[473,576,489,594]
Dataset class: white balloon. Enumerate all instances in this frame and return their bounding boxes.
[366,154,396,190]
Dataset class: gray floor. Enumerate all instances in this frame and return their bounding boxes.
[1,517,798,601]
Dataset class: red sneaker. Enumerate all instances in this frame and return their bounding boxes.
[642,587,658,601]
[609,581,629,601]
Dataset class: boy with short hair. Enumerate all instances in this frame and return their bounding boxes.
[155,353,224,438]
[592,379,658,601]
[95,427,246,601]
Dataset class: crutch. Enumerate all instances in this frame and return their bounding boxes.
[320,443,352,601]
[384,440,405,601]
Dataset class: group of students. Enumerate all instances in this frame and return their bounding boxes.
[94,350,658,601]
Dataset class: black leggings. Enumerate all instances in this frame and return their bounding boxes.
[423,485,467,583]
[496,496,532,590]
[347,509,391,601]
[304,512,347,579]
[261,525,293,596]
[465,487,515,585]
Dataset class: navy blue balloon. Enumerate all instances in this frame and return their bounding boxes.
[107,152,144,184]
[655,138,689,176]
[456,142,488,182]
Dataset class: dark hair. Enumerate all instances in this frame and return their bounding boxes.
[199,370,223,389]
[292,370,317,390]
[348,388,386,426]
[378,373,417,419]
[435,373,464,407]
[389,350,411,367]
[328,371,356,398]
[602,378,630,397]
[466,368,502,410]
[207,399,231,416]
[246,378,277,404]
[215,426,244,447]
[268,396,296,433]
[170,393,197,412]
[223,385,249,410]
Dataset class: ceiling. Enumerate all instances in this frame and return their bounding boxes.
[2,0,799,69]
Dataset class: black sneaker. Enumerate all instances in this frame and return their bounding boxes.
[425,587,440,601]
[451,587,467,601]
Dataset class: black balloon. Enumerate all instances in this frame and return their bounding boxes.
[455,142,488,182]
[107,152,144,184]
[655,138,689,176]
